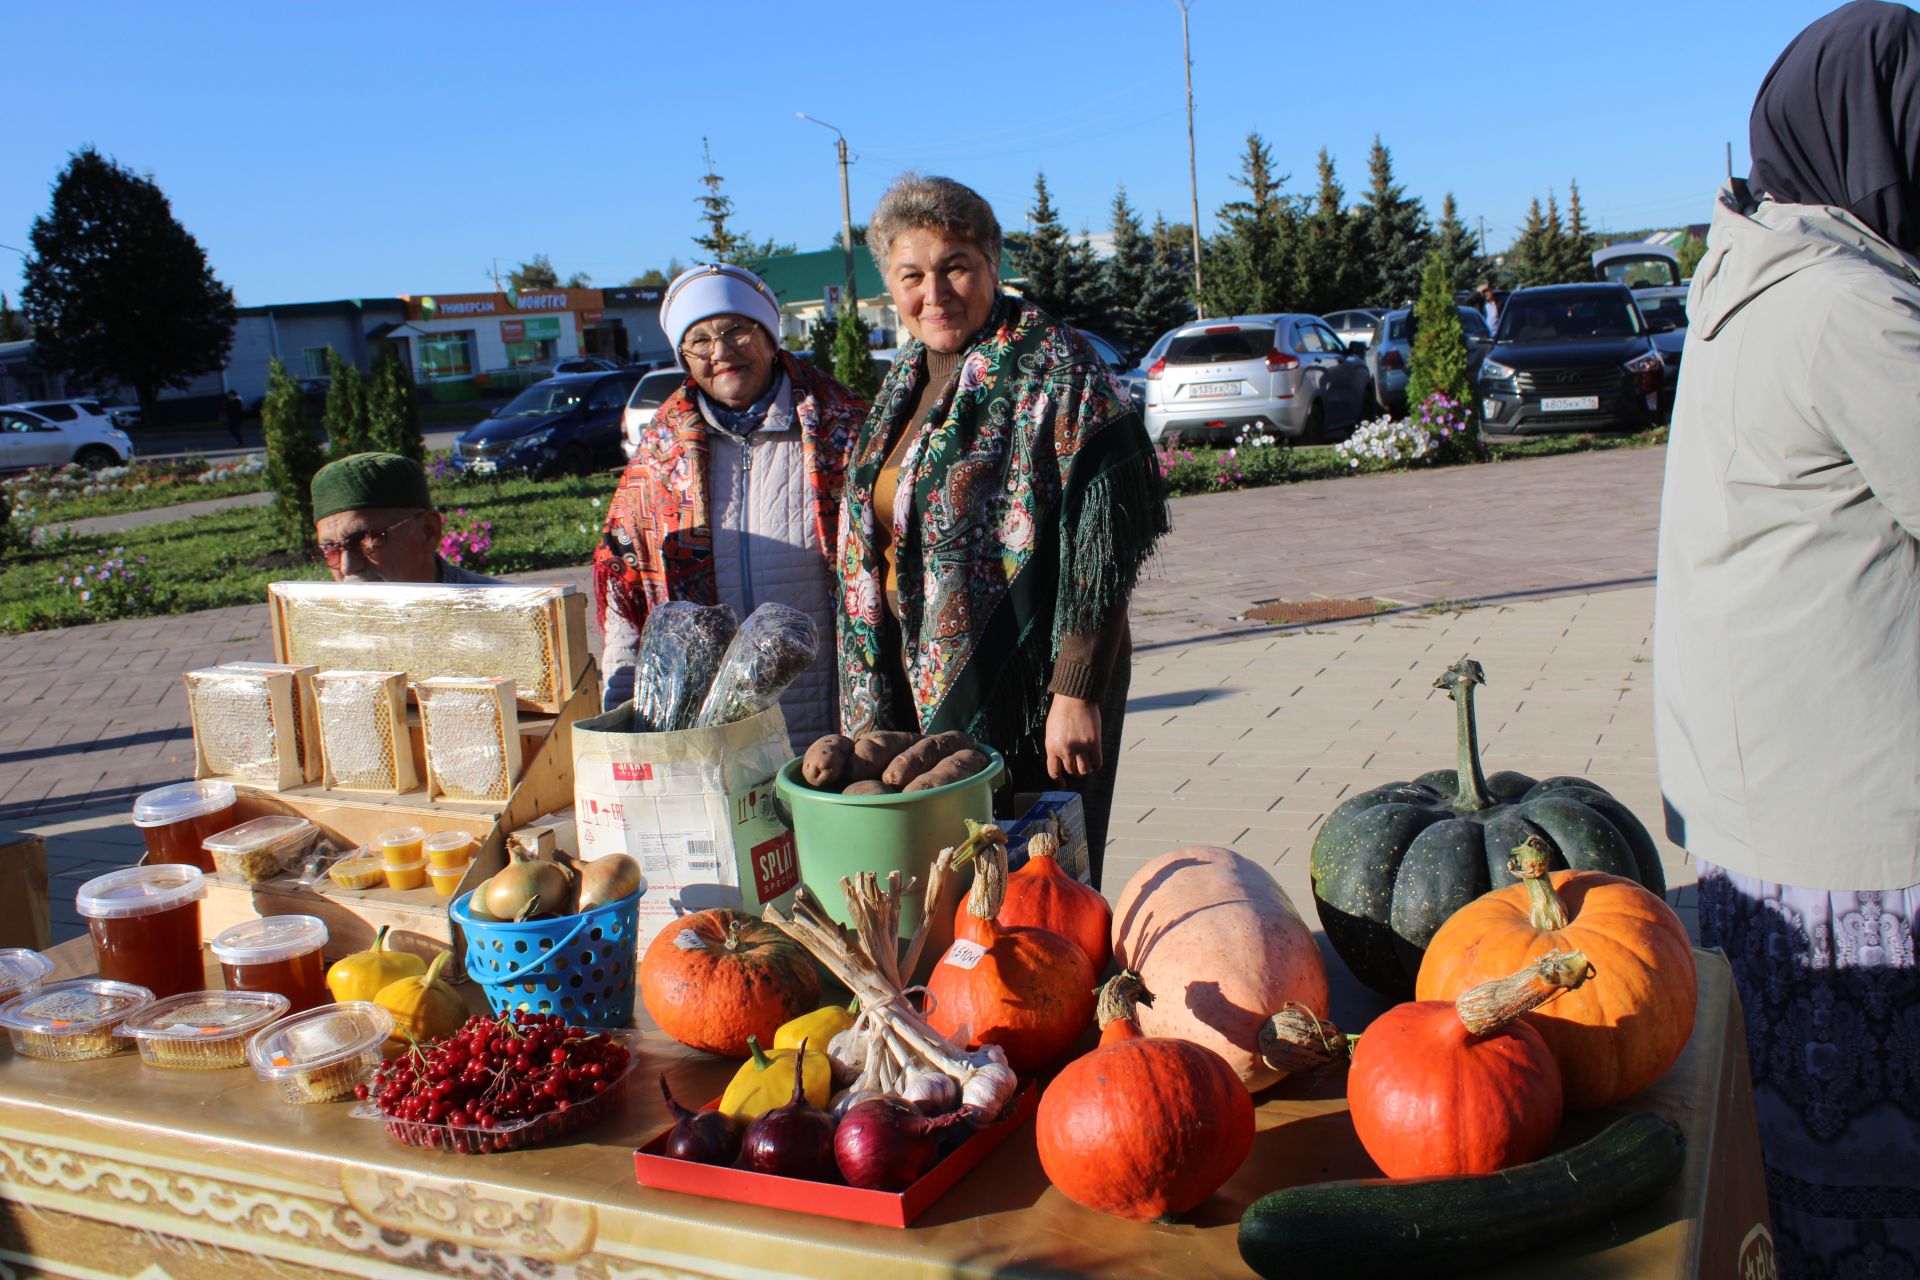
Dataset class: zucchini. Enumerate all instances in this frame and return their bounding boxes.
[1238,1112,1685,1279]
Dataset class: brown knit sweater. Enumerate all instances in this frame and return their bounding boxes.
[875,349,1128,705]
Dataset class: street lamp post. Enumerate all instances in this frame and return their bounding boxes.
[1175,0,1203,317]
[797,114,858,325]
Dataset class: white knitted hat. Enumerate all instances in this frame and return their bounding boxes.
[660,263,782,364]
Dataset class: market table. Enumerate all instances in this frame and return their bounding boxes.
[0,939,1770,1280]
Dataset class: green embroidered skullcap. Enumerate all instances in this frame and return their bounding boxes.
[311,452,433,520]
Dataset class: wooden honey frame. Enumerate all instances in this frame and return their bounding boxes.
[218,661,322,784]
[312,670,418,794]
[417,676,522,804]
[184,667,305,792]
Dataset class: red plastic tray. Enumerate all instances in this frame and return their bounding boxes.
[633,1082,1037,1228]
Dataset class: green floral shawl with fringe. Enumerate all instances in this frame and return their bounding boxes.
[835,296,1169,752]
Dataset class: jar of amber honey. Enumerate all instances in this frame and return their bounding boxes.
[211,915,330,1013]
[131,781,237,874]
[75,865,207,999]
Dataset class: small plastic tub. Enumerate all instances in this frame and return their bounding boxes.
[0,979,154,1061]
[384,858,428,892]
[427,865,468,897]
[0,949,55,1005]
[423,831,476,870]
[212,915,330,1013]
[248,1002,394,1103]
[203,816,319,885]
[77,864,207,999]
[132,780,237,874]
[118,990,290,1070]
[328,854,387,891]
[374,827,426,867]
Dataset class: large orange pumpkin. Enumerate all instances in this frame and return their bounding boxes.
[1415,835,1696,1110]
[641,909,820,1057]
[1037,973,1254,1221]
[956,829,1112,973]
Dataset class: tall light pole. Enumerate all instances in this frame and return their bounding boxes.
[798,114,858,322]
[1176,0,1203,317]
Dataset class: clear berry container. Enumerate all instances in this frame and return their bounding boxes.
[118,990,291,1070]
[0,949,55,1005]
[0,979,154,1061]
[202,815,319,884]
[247,1002,393,1104]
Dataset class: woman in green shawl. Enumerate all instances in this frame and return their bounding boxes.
[836,174,1170,885]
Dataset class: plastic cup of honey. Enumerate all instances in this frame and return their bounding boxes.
[75,865,208,1000]
[374,827,426,867]
[423,831,476,870]
[383,859,428,892]
[211,915,331,1014]
[426,865,468,897]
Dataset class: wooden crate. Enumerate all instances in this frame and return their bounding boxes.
[313,670,417,794]
[184,667,305,792]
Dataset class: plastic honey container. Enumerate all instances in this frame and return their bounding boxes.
[374,827,426,867]
[423,831,476,871]
[131,780,237,874]
[117,990,290,1070]
[247,1002,393,1103]
[211,915,330,1013]
[383,859,427,892]
[0,950,54,1005]
[426,865,467,897]
[0,979,154,1060]
[76,865,207,999]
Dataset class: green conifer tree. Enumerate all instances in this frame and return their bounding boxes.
[1560,180,1597,282]
[1508,198,1554,287]
[1016,173,1106,328]
[366,352,425,464]
[1353,137,1430,306]
[1297,147,1365,316]
[1199,132,1298,317]
[321,350,372,460]
[830,306,880,400]
[261,358,325,552]
[1431,193,1487,297]
[1676,233,1708,279]
[693,137,747,263]
[1406,251,1472,414]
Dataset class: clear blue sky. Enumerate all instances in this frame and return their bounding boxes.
[1,0,1847,306]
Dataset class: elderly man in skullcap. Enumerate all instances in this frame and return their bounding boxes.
[311,452,501,585]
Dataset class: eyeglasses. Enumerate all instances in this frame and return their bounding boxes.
[680,323,758,361]
[315,510,427,565]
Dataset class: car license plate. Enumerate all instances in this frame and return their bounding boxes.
[1541,396,1600,413]
[1187,381,1241,398]
[470,458,496,475]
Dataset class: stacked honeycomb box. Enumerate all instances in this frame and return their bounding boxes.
[312,671,417,794]
[417,677,522,803]
[217,661,321,784]
[183,668,303,791]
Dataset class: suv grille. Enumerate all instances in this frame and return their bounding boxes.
[1515,367,1624,395]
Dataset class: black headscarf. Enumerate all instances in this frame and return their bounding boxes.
[1750,0,1920,254]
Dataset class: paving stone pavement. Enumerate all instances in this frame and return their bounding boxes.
[1,445,1671,953]
[51,489,272,539]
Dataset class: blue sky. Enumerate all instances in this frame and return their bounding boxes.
[1,0,1846,306]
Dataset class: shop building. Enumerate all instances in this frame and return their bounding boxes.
[381,287,669,395]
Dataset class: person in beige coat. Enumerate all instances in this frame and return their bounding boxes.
[1653,4,1920,1274]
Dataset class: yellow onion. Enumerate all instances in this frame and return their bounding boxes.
[478,851,574,921]
[577,854,642,912]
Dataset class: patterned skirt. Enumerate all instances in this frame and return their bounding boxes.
[1697,861,1920,1279]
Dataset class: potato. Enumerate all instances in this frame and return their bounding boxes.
[802,734,854,789]
[847,730,920,783]
[881,730,975,789]
[902,748,990,792]
[841,779,900,796]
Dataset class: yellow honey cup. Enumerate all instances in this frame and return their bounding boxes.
[426,864,467,897]
[374,826,425,867]
[423,832,476,870]
[383,858,428,892]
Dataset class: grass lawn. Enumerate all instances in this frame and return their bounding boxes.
[1,470,616,634]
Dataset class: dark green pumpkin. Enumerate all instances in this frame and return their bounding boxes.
[1308,657,1665,997]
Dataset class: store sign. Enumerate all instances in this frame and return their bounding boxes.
[578,310,604,325]
[500,319,524,342]
[510,291,569,311]
[407,288,602,322]
[823,285,841,320]
[525,317,560,339]
[604,286,664,306]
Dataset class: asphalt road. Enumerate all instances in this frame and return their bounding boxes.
[128,424,467,463]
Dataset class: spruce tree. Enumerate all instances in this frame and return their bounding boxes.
[1142,214,1197,341]
[1431,194,1486,297]
[0,293,27,343]
[1199,132,1298,318]
[1406,252,1472,415]
[830,307,880,400]
[366,352,425,465]
[1016,173,1105,329]
[1102,187,1191,353]
[693,137,747,263]
[1297,147,1365,316]
[321,350,372,460]
[1560,180,1597,282]
[261,358,325,553]
[1353,137,1430,307]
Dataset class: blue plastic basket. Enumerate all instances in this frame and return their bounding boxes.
[451,888,641,1027]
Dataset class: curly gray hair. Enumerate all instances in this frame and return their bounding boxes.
[868,174,1002,275]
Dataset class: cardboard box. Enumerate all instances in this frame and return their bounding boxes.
[633,1084,1037,1228]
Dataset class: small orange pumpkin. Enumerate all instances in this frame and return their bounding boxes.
[1037,972,1254,1221]
[956,828,1112,973]
[641,909,820,1057]
[1415,835,1696,1110]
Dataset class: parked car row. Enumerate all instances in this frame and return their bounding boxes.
[0,400,135,471]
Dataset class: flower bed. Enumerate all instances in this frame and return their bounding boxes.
[1,455,268,529]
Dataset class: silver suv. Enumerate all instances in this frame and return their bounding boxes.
[1140,314,1369,443]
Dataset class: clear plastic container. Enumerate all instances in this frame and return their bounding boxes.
[211,915,330,1013]
[248,1002,394,1103]
[0,979,154,1060]
[383,858,427,891]
[427,865,468,897]
[118,990,290,1070]
[76,865,207,999]
[132,780,237,873]
[328,853,387,890]
[0,949,54,1004]
[203,816,319,884]
[374,826,426,867]
[423,831,476,870]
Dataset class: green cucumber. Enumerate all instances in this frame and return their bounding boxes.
[1238,1112,1685,1279]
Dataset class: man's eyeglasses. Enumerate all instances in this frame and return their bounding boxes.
[680,323,757,362]
[316,510,427,565]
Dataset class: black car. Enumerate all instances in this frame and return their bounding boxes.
[1475,284,1664,435]
[454,371,641,476]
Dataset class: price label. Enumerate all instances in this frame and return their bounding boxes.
[941,940,987,970]
[672,928,706,951]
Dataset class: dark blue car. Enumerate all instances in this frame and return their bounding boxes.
[453,371,641,476]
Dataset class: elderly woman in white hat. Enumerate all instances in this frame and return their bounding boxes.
[592,263,870,741]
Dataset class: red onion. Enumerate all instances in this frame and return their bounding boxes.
[660,1075,740,1166]
[740,1037,838,1181]
[834,1095,970,1190]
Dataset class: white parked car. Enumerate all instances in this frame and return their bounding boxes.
[620,368,691,460]
[0,402,134,471]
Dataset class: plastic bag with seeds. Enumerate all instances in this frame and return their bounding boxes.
[694,603,819,729]
[627,602,738,733]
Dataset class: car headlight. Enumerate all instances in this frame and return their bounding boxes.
[1624,351,1663,374]
[1480,358,1517,382]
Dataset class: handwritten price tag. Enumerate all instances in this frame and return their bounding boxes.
[941,940,987,970]
[672,928,705,951]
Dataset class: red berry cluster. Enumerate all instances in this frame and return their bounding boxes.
[358,1010,633,1153]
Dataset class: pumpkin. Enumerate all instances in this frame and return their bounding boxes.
[927,828,1096,1073]
[1037,973,1255,1221]
[1348,950,1590,1178]
[1112,845,1334,1091]
[325,924,426,1004]
[1416,834,1697,1110]
[641,909,820,1057]
[374,949,465,1045]
[957,828,1112,974]
[1309,656,1667,998]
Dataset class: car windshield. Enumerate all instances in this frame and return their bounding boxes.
[1165,329,1267,365]
[1640,295,1689,329]
[498,383,587,416]
[1596,256,1681,289]
[1499,295,1644,341]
